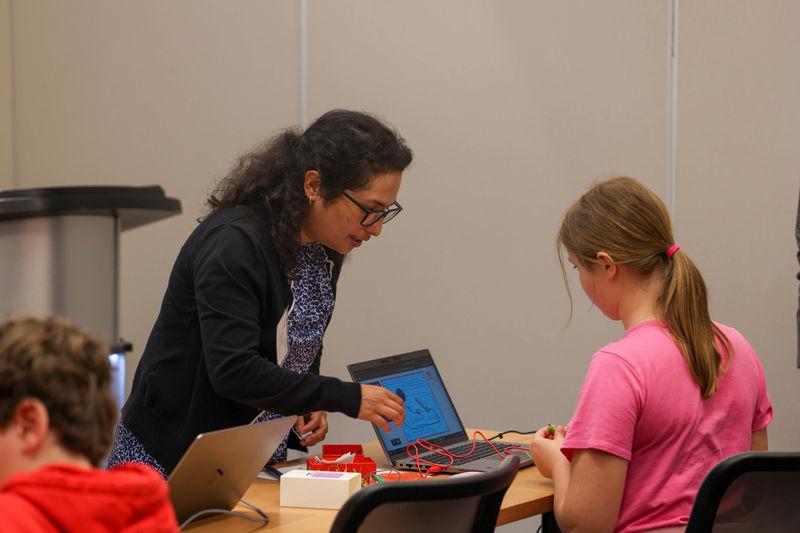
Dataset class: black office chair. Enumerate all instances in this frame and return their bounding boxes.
[329,455,521,533]
[685,451,800,533]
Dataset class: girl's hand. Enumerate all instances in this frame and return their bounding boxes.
[295,411,328,446]
[530,424,568,478]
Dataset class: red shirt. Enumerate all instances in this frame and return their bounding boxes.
[0,462,178,532]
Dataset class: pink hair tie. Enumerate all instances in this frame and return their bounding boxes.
[666,243,680,258]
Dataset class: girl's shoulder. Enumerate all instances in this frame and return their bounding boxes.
[711,321,748,346]
[712,321,763,373]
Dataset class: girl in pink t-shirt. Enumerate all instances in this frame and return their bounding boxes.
[530,177,772,533]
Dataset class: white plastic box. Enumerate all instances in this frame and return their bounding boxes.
[279,469,362,510]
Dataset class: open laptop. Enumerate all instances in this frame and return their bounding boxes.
[167,416,295,523]
[348,349,532,473]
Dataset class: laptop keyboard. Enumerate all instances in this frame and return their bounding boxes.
[421,441,516,466]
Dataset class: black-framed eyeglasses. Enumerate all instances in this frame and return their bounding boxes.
[342,191,403,227]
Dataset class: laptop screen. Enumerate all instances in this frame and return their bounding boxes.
[348,349,467,459]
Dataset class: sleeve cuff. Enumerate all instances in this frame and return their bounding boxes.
[319,379,361,419]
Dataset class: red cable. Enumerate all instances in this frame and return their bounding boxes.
[405,442,452,478]
[405,430,528,478]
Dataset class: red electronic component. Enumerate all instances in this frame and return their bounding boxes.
[306,444,377,480]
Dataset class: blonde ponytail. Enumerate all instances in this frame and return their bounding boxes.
[660,250,732,397]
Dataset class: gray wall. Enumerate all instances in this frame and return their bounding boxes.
[0,0,12,188]
[2,5,798,529]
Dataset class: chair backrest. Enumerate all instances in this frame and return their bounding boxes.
[329,455,521,533]
[685,451,800,533]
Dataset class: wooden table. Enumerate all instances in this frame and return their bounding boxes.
[186,429,555,531]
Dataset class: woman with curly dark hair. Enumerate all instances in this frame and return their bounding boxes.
[108,110,412,477]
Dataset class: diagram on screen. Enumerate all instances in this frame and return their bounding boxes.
[382,371,448,441]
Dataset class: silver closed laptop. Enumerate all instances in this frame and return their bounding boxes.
[167,416,295,523]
